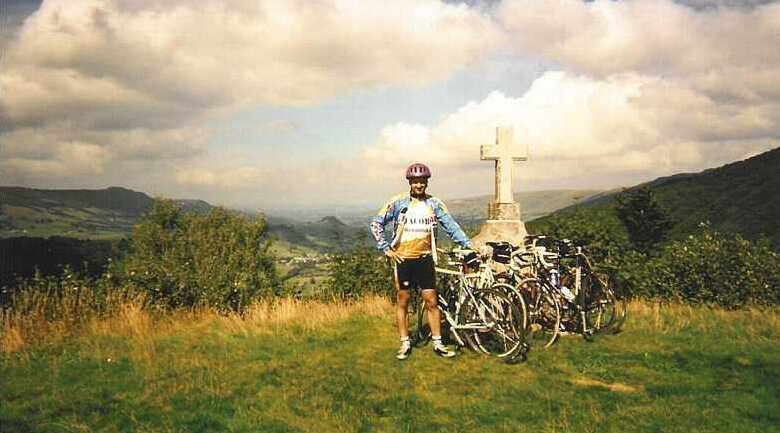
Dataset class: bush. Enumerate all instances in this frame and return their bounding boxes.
[120,199,279,311]
[327,243,392,299]
[624,224,780,308]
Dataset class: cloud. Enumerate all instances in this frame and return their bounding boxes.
[1,140,110,182]
[0,0,501,184]
[2,0,501,123]
[359,70,780,193]
[498,0,780,93]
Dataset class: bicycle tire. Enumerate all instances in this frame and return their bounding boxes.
[414,295,432,346]
[581,271,623,335]
[459,287,526,358]
[515,278,560,348]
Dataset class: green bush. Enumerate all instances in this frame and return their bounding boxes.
[120,199,279,311]
[624,225,780,308]
[327,243,392,299]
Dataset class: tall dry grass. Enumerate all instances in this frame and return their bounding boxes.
[1,287,392,354]
[4,286,778,355]
[627,300,780,342]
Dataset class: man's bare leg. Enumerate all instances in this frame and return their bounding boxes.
[421,288,441,337]
[396,289,410,338]
[422,288,455,357]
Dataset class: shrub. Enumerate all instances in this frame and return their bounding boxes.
[327,243,392,299]
[528,205,631,267]
[626,224,780,308]
[120,199,278,311]
[531,210,779,308]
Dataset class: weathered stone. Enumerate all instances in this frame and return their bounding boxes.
[472,219,528,247]
[472,126,529,249]
[488,202,521,220]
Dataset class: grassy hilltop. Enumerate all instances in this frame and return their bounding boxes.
[2,298,778,433]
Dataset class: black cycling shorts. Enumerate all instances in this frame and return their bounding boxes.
[394,255,436,291]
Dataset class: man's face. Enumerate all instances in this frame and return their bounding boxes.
[409,177,428,196]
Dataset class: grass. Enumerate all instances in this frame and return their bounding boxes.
[2,298,779,433]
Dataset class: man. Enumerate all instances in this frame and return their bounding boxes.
[369,163,473,360]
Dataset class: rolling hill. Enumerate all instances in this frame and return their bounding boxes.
[533,146,780,247]
[0,186,211,239]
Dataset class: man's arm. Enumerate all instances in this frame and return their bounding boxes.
[432,198,472,250]
[368,198,396,253]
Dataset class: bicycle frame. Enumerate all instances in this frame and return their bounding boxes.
[433,251,517,347]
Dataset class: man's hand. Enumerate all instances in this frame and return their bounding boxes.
[385,249,404,264]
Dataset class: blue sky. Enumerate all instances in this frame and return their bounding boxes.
[1,0,779,214]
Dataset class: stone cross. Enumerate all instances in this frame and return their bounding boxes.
[481,127,527,219]
[472,126,529,247]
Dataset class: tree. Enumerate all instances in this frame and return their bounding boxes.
[327,242,391,299]
[121,199,279,311]
[615,187,674,254]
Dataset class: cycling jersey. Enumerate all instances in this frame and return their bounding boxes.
[369,193,472,259]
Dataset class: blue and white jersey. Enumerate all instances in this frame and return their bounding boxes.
[369,193,472,259]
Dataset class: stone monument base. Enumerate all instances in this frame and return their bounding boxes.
[471,219,528,249]
[488,202,521,220]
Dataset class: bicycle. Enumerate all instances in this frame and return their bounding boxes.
[485,240,562,349]
[521,235,627,339]
[413,248,529,361]
[557,239,627,336]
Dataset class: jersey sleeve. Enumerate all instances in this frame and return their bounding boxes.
[368,197,396,252]
[432,198,472,249]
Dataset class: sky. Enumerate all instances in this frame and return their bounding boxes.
[1,0,779,214]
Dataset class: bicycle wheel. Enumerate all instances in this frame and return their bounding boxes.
[408,291,431,347]
[581,272,624,335]
[516,278,560,348]
[459,287,526,358]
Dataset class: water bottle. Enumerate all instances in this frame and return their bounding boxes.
[560,285,575,303]
[549,269,560,288]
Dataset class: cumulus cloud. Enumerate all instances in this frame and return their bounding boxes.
[0,0,500,185]
[3,0,779,209]
[354,0,780,197]
[498,0,780,97]
[359,69,780,194]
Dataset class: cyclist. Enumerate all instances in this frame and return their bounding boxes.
[369,163,474,360]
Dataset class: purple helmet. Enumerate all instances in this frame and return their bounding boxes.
[405,163,431,179]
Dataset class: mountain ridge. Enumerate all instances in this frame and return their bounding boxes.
[534,146,780,247]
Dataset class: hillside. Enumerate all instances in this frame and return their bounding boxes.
[0,186,212,239]
[533,147,780,247]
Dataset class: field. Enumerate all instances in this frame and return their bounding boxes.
[2,298,778,433]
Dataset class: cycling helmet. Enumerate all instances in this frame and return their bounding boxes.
[405,163,431,179]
